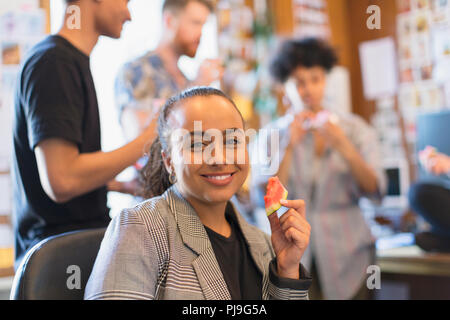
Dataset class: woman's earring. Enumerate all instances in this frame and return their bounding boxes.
[169,172,177,185]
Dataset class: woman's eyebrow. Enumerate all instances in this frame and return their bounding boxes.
[188,128,243,136]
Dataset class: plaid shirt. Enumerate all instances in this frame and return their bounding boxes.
[115,52,186,118]
[85,186,312,300]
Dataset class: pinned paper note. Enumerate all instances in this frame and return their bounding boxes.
[359,37,399,100]
[0,175,12,215]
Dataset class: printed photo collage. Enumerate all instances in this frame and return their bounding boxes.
[396,0,450,139]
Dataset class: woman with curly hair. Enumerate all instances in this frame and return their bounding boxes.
[251,38,386,300]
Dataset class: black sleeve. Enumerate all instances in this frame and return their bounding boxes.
[22,54,84,150]
[269,258,313,290]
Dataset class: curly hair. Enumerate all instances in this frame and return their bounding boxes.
[270,38,338,83]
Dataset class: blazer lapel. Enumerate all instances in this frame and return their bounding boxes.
[191,248,232,300]
[164,186,231,300]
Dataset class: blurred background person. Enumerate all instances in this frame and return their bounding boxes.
[110,0,224,195]
[11,0,158,269]
[409,146,450,252]
[250,38,386,300]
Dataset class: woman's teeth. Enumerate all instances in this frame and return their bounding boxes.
[205,174,232,180]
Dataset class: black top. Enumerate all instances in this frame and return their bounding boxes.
[12,35,110,267]
[204,206,263,300]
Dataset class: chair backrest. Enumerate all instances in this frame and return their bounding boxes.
[10,228,106,300]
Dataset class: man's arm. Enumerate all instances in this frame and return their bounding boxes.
[317,121,380,195]
[35,124,156,204]
[338,140,379,194]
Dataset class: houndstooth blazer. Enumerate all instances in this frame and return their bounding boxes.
[84,186,312,300]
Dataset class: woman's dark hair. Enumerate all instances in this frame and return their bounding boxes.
[139,87,242,199]
[270,37,338,83]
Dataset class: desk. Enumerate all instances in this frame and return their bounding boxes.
[0,247,14,278]
[376,246,450,299]
[0,248,14,301]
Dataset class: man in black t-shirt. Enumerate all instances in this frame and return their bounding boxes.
[12,0,158,268]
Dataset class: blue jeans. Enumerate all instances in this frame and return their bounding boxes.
[408,183,450,237]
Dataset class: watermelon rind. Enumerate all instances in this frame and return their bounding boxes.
[265,189,288,216]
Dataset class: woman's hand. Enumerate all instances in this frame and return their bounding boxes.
[427,153,450,176]
[420,147,450,176]
[288,111,315,147]
[268,199,311,279]
[315,121,352,155]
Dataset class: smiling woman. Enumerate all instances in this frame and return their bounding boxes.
[84,87,313,300]
[138,87,246,200]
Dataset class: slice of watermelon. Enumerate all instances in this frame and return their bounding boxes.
[264,176,288,216]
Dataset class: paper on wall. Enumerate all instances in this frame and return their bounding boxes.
[0,0,39,15]
[0,66,18,161]
[359,37,399,100]
[444,80,450,107]
[0,7,46,174]
[0,175,11,215]
[0,224,14,248]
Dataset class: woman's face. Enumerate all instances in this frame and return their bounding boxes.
[291,66,327,112]
[164,95,249,206]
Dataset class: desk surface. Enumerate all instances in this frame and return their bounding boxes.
[377,246,450,277]
[0,247,14,276]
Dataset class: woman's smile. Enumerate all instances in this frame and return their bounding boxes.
[200,172,237,186]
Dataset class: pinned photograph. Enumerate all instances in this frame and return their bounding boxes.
[1,42,21,66]
[398,0,413,13]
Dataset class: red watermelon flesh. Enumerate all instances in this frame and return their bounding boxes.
[264,176,288,216]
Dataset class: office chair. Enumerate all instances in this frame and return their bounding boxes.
[10,228,106,300]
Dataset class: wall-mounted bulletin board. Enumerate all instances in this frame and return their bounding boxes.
[396,0,450,153]
[215,0,337,131]
[0,0,49,277]
[291,0,331,40]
